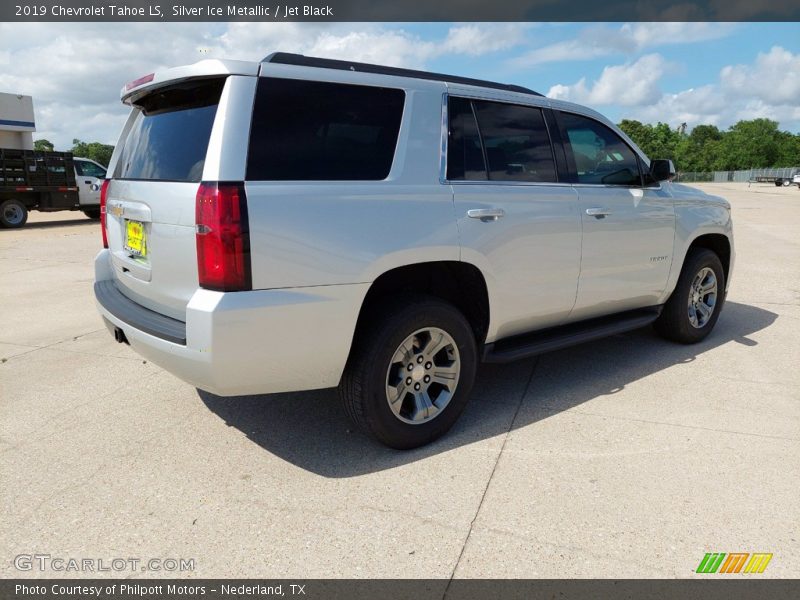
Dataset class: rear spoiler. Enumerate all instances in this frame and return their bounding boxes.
[121,59,259,104]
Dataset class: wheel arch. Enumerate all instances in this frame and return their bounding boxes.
[349,261,491,355]
[686,233,732,282]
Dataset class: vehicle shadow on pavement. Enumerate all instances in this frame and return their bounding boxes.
[198,301,777,477]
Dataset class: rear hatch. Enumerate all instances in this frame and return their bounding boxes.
[105,78,225,321]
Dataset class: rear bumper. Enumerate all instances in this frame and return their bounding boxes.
[94,249,369,396]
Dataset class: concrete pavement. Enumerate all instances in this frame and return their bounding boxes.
[1,183,797,579]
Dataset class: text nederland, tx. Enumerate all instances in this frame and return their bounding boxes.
[15,584,306,596]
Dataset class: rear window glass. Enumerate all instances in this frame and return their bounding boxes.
[113,78,224,182]
[247,78,405,181]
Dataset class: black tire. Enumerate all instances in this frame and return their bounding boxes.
[654,248,725,344]
[0,199,28,228]
[339,295,478,449]
[83,208,101,220]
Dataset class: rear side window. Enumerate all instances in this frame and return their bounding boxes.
[447,97,557,183]
[473,101,556,182]
[247,78,405,181]
[559,112,642,186]
[114,78,224,182]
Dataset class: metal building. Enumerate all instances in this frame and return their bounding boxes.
[0,92,35,150]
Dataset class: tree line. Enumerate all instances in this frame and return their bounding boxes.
[34,138,114,167]
[618,118,800,173]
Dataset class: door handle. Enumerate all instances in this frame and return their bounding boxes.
[467,208,505,222]
[85,180,92,184]
[586,207,612,218]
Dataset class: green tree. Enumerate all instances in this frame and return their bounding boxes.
[716,119,781,170]
[33,139,54,152]
[619,118,799,172]
[619,119,684,168]
[70,139,114,167]
[674,125,723,172]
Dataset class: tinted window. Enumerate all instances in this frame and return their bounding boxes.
[560,112,641,186]
[113,78,223,182]
[247,78,405,181]
[447,97,487,180]
[76,161,106,178]
[472,101,556,182]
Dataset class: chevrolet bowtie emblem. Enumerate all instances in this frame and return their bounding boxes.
[109,205,124,217]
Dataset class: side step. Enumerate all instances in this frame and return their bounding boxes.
[482,306,663,363]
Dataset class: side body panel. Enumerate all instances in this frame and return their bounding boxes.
[569,184,675,320]
[660,182,734,300]
[246,65,459,290]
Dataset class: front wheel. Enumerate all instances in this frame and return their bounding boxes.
[654,248,725,344]
[339,296,478,449]
[0,199,28,228]
[83,208,101,220]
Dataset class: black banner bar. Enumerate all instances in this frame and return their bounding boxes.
[3,0,800,22]
[2,580,800,600]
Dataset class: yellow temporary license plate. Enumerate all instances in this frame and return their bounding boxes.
[124,219,147,257]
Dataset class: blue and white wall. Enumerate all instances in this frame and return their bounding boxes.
[0,92,35,150]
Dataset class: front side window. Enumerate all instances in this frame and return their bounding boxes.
[560,112,642,186]
[247,78,405,181]
[447,97,557,183]
[76,161,106,178]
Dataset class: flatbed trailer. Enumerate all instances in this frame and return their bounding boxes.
[0,148,86,228]
[749,175,797,187]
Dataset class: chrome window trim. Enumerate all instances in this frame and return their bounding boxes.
[439,92,449,185]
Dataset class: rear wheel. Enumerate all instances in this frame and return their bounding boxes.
[83,208,101,220]
[0,199,28,228]
[654,248,725,343]
[339,296,477,449]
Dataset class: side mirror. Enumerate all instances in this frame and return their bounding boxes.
[649,159,675,182]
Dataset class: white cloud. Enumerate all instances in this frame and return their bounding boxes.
[548,54,668,107]
[720,46,800,105]
[442,24,530,56]
[624,47,800,131]
[0,23,528,149]
[511,22,735,67]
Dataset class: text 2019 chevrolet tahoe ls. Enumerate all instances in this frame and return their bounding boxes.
[94,53,734,448]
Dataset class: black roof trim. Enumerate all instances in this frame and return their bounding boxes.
[261,52,543,97]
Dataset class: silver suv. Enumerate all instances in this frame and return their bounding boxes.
[94,53,734,448]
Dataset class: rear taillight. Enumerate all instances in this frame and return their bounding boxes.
[100,179,110,249]
[195,181,251,292]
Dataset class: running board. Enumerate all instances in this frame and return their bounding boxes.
[482,306,663,363]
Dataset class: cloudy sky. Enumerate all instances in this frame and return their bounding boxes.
[1,21,798,149]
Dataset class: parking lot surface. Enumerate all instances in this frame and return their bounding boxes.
[1,183,798,578]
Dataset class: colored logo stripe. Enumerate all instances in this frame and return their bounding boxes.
[697,553,726,573]
[744,553,773,573]
[719,553,749,573]
[697,552,773,574]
